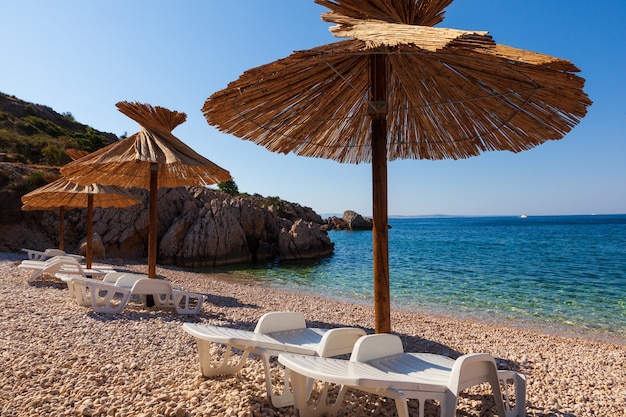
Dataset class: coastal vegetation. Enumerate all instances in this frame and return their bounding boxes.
[0,92,117,166]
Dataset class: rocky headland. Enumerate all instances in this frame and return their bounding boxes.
[0,163,333,267]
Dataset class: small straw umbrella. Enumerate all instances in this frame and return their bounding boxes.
[61,101,232,278]
[203,0,591,333]
[21,178,141,268]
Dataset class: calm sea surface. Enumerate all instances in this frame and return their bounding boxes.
[204,215,626,340]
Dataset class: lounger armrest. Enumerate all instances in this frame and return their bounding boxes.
[316,327,367,357]
[449,353,506,417]
[449,353,499,392]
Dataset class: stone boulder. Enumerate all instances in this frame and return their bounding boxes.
[79,233,105,259]
[278,219,334,261]
[343,210,373,230]
[325,210,373,230]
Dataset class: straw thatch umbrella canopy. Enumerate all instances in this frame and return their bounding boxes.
[21,178,141,267]
[61,101,232,277]
[203,0,591,333]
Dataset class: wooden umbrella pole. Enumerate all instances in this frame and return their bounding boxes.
[86,194,93,269]
[148,163,158,278]
[59,206,65,251]
[370,53,391,334]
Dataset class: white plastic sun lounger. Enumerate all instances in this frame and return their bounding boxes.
[69,276,205,315]
[22,248,84,262]
[19,256,113,282]
[278,334,526,417]
[182,312,366,407]
[62,272,144,307]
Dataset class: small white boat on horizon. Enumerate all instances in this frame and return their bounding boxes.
[520,213,528,218]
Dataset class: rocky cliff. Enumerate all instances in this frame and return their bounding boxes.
[0,163,333,267]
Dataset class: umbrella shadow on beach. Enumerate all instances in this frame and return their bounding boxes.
[29,278,68,290]
[81,292,262,325]
[84,307,213,324]
[204,293,259,309]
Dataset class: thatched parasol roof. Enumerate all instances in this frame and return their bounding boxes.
[203,1,590,164]
[21,178,140,210]
[21,177,140,265]
[62,101,231,189]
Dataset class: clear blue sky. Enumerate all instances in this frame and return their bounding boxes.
[1,1,624,216]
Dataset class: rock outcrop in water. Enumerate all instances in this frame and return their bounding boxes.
[0,163,333,267]
[325,210,373,230]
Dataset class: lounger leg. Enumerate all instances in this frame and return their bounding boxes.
[197,340,250,377]
[67,280,76,300]
[440,391,459,417]
[90,284,130,314]
[27,270,43,283]
[487,369,507,417]
[258,351,295,408]
[173,291,204,315]
[289,371,346,417]
[69,280,92,307]
[384,390,410,417]
[497,371,526,417]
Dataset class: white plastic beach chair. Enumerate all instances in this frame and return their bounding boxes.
[19,256,82,282]
[182,312,366,407]
[63,272,142,307]
[21,248,84,262]
[67,276,131,312]
[278,333,526,417]
[70,277,205,315]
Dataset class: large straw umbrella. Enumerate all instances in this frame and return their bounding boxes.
[21,178,141,268]
[61,101,232,278]
[203,0,591,333]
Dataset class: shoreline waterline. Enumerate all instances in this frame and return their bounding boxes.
[199,214,626,343]
[195,266,626,345]
[5,248,624,343]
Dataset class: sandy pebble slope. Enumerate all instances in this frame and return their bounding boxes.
[1,254,624,417]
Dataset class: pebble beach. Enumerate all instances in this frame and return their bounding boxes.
[1,253,624,417]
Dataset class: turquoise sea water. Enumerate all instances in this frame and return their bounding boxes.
[205,215,626,340]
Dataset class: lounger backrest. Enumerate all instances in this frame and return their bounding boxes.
[316,327,367,357]
[44,249,67,257]
[449,353,501,394]
[114,274,149,287]
[130,278,172,295]
[103,272,129,283]
[350,334,404,363]
[254,312,306,334]
[46,255,78,263]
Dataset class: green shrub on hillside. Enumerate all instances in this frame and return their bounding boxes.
[0,93,117,165]
[23,116,65,137]
[24,171,48,192]
[42,144,68,165]
[72,127,110,152]
[218,179,239,196]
